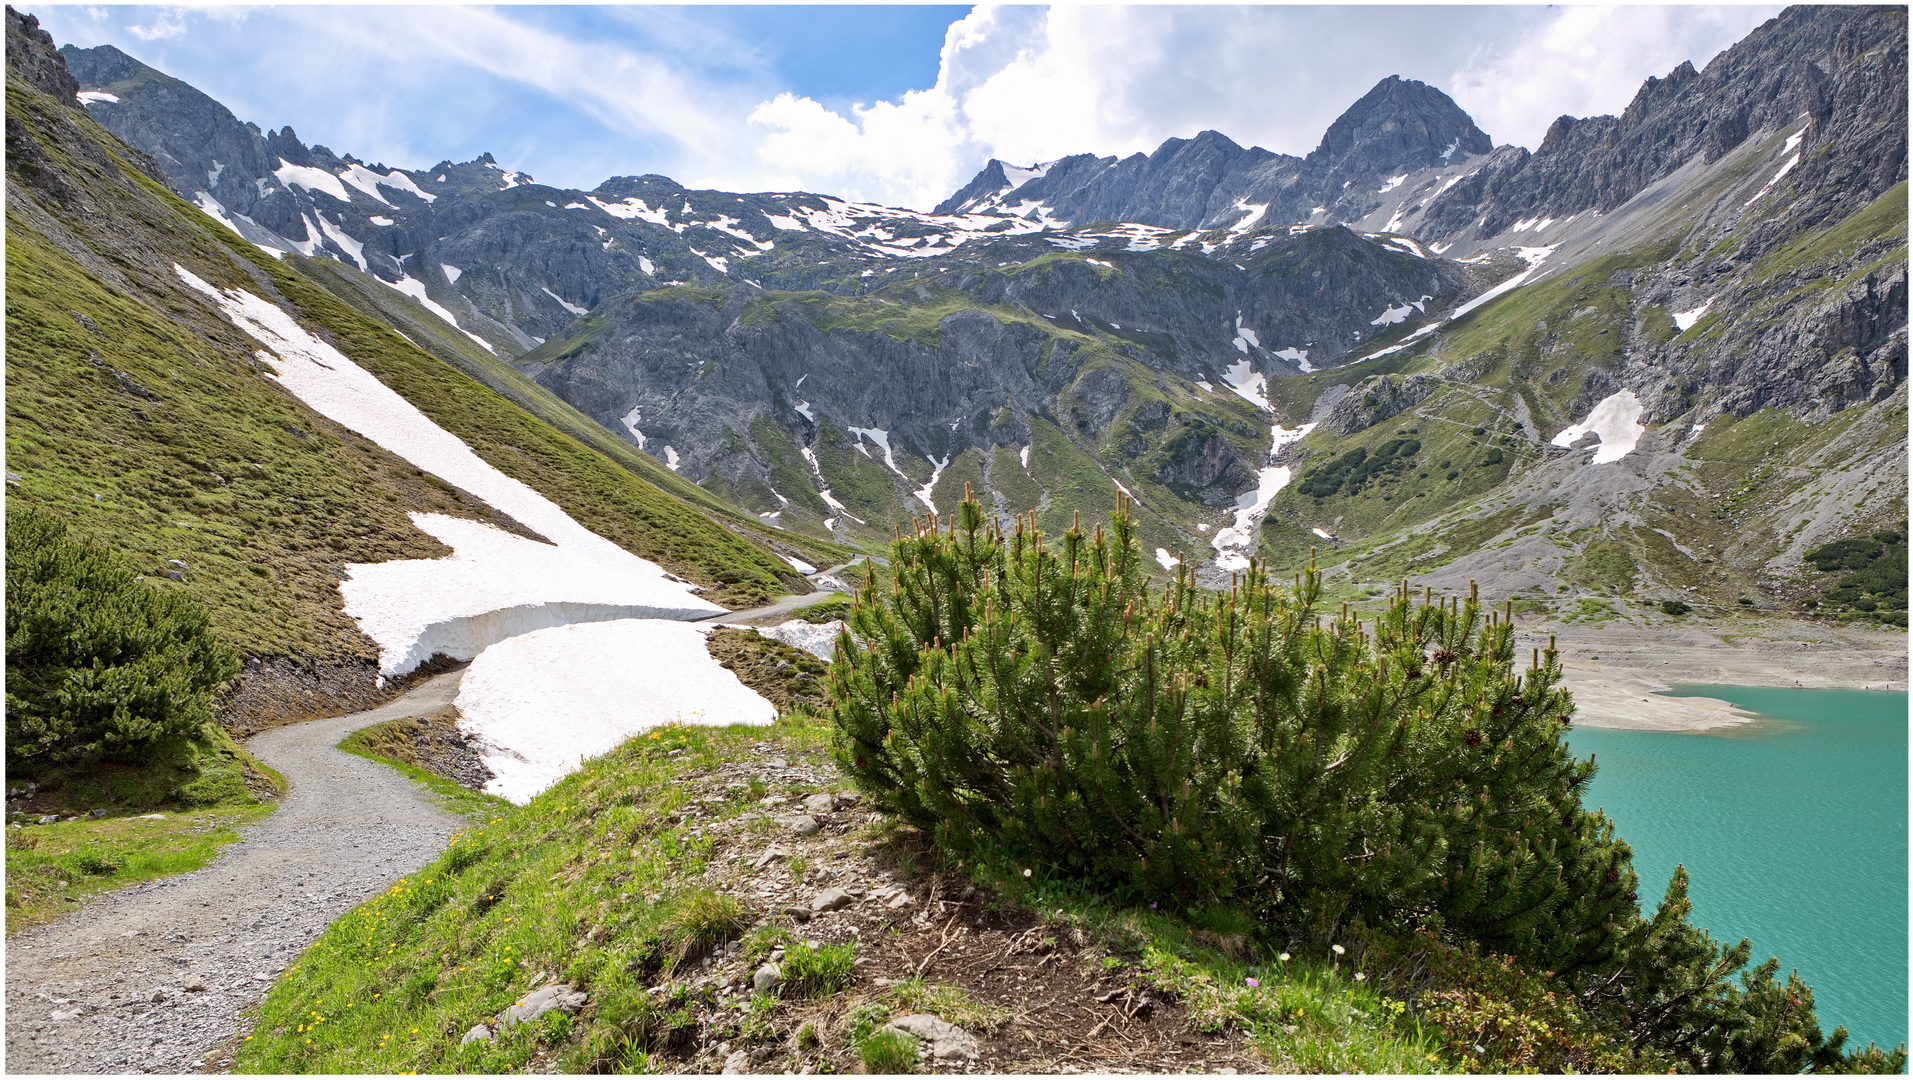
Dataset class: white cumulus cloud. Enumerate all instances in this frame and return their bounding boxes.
[1450,5,1784,153]
[740,4,1780,210]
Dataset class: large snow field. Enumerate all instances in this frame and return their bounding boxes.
[455,620,776,804]
[1551,390,1645,464]
[175,266,723,675]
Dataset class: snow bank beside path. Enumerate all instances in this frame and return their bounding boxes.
[175,266,723,675]
[755,619,844,662]
[456,620,775,804]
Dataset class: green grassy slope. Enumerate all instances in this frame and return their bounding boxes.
[230,714,1476,1075]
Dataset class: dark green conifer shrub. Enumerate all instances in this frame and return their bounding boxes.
[829,495,1635,972]
[6,508,239,766]
[1804,531,1907,624]
[828,495,1908,1073]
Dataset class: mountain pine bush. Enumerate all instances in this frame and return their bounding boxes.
[6,508,239,765]
[828,494,1636,971]
[828,494,1907,1073]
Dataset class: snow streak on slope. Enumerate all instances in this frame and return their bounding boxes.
[1212,422,1316,572]
[175,265,722,676]
[455,620,774,803]
[271,159,351,203]
[1673,299,1714,331]
[380,275,496,353]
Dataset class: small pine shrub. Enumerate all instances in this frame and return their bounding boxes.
[831,496,1635,974]
[6,509,239,766]
[1660,599,1692,616]
[830,496,1903,1074]
[1804,530,1907,620]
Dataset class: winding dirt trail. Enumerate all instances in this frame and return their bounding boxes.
[5,669,468,1074]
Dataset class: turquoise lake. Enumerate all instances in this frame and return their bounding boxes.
[1567,686,1908,1052]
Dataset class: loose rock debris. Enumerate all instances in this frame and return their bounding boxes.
[586,740,1267,1074]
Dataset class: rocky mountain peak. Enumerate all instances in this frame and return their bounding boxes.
[8,6,79,105]
[1620,59,1700,125]
[1309,74,1492,177]
[931,158,1013,215]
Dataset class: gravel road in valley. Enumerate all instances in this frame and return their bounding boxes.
[5,669,468,1074]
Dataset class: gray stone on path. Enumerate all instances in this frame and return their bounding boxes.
[777,813,821,836]
[802,793,836,814]
[721,1047,751,1074]
[752,962,781,994]
[810,887,855,913]
[496,983,586,1029]
[460,1023,494,1046]
[883,1014,979,1060]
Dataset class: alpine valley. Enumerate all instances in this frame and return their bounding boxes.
[4,4,1909,1074]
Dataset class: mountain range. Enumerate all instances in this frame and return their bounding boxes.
[11,4,1907,719]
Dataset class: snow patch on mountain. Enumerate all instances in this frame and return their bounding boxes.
[590,195,672,226]
[848,427,904,476]
[1273,347,1313,373]
[313,212,366,271]
[1745,152,1801,206]
[1370,302,1416,326]
[380,275,495,353]
[272,159,351,203]
[1673,299,1714,332]
[1219,356,1271,411]
[915,453,952,516]
[541,287,589,316]
[1551,390,1645,464]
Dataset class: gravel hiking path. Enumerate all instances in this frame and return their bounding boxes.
[5,668,469,1074]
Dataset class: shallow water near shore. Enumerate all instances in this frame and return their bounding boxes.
[1566,685,1908,1052]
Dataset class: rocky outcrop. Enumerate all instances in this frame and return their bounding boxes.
[1322,373,1439,436]
[1418,6,1906,244]
[6,6,76,105]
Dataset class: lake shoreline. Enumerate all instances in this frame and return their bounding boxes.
[1515,617,1908,732]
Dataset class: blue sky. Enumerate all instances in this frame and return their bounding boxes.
[34,5,1781,210]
